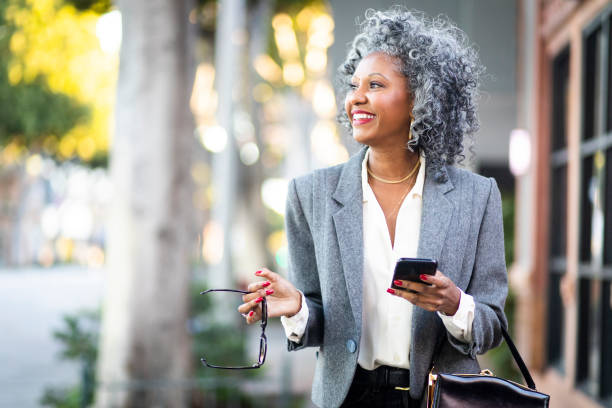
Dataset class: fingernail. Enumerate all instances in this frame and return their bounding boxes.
[387,288,396,295]
[248,311,254,317]
[420,274,428,281]
[255,297,263,304]
[393,280,403,286]
[262,281,271,288]
[265,289,274,295]
[255,270,262,275]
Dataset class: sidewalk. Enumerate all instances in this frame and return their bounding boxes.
[0,266,105,408]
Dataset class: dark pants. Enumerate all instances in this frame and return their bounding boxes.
[341,365,420,408]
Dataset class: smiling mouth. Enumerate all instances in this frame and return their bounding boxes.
[352,112,376,125]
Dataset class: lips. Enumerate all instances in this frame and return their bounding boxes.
[351,110,376,126]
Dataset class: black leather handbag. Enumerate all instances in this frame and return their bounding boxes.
[427,326,550,407]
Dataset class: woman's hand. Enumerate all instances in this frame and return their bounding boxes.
[388,270,461,315]
[238,268,302,324]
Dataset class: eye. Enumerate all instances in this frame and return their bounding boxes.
[348,83,358,90]
[370,81,383,89]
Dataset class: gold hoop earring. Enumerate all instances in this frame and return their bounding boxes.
[408,119,414,140]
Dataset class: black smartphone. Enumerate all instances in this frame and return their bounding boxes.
[391,258,437,289]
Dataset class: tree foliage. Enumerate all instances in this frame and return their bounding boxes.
[40,310,99,408]
[0,70,89,148]
[0,0,117,167]
[63,0,112,14]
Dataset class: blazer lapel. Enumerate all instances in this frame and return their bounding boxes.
[331,148,367,329]
[417,167,454,262]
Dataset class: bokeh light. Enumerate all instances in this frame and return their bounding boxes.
[190,63,217,120]
[283,61,305,86]
[272,14,300,61]
[96,10,122,54]
[41,206,60,240]
[261,178,288,215]
[240,142,260,166]
[252,82,274,103]
[254,54,282,83]
[198,125,228,153]
[305,48,327,73]
[312,80,336,118]
[25,154,43,176]
[202,221,224,265]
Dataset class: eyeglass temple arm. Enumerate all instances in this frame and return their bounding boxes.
[200,288,249,295]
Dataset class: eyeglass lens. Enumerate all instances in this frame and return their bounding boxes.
[258,335,267,365]
[199,289,268,369]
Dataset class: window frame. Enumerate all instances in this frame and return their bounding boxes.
[574,7,612,403]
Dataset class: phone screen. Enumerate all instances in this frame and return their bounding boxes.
[391,258,437,289]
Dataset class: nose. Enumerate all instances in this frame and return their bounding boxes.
[347,85,367,106]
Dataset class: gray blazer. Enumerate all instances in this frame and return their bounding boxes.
[285,147,508,408]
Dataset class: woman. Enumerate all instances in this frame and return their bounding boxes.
[239,7,507,408]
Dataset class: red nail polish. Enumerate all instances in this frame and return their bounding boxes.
[265,289,274,295]
[393,280,403,286]
[255,270,262,275]
[255,297,263,303]
[420,274,428,281]
[387,288,396,295]
[262,281,271,288]
[248,311,254,317]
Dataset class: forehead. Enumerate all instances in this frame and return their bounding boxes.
[353,52,404,78]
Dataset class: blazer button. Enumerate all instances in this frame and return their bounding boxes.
[346,339,357,353]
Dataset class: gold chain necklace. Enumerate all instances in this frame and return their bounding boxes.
[385,183,413,221]
[367,158,420,184]
[367,159,421,222]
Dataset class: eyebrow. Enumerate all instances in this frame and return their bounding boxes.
[351,72,389,81]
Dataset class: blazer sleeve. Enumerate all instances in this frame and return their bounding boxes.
[446,177,508,358]
[285,177,324,351]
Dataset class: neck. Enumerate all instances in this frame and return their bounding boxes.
[367,145,419,180]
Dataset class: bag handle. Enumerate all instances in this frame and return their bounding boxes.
[500,325,536,390]
[431,323,537,390]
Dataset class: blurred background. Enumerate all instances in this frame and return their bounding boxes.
[0,0,611,407]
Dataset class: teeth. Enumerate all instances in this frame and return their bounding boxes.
[353,113,375,120]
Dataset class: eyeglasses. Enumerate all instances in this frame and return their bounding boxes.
[199,288,267,369]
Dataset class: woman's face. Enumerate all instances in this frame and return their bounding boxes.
[345,52,413,148]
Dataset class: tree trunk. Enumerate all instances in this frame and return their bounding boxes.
[207,0,246,291]
[96,1,195,407]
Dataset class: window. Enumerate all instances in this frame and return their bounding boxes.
[547,47,569,370]
[575,9,612,403]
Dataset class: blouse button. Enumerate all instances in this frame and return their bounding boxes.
[346,339,357,353]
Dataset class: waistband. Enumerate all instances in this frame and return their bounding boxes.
[353,364,411,390]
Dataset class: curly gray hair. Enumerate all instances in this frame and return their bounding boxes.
[337,7,484,182]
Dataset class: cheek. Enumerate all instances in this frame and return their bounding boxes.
[344,95,352,117]
[388,95,412,123]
